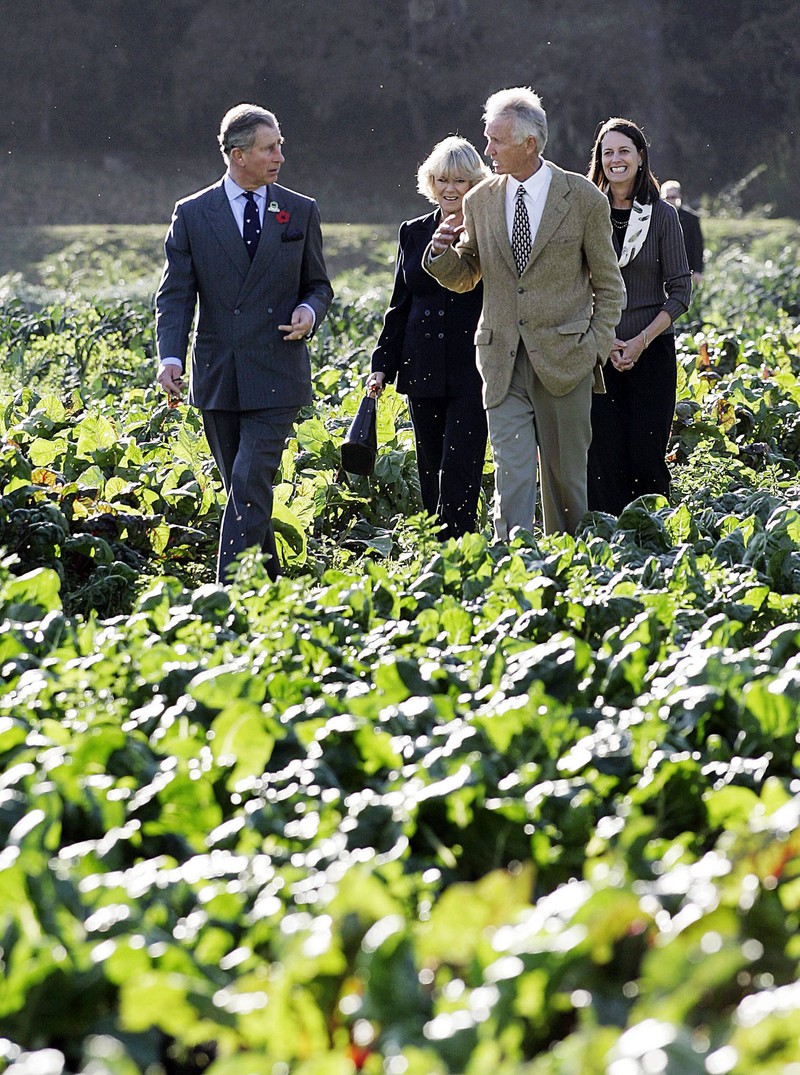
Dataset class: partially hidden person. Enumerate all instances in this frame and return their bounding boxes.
[156,103,333,584]
[367,136,490,539]
[661,179,705,283]
[586,118,692,516]
[424,88,625,539]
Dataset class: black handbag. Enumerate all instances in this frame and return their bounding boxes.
[341,391,378,475]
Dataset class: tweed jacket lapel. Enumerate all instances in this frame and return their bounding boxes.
[529,164,572,273]
[525,164,570,273]
[486,176,519,276]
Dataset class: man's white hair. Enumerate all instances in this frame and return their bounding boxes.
[484,87,548,151]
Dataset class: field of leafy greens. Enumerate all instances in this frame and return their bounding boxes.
[1,228,800,1075]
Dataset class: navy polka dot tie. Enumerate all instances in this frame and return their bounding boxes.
[243,191,261,260]
[512,185,531,276]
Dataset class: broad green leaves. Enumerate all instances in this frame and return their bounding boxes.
[2,257,800,1073]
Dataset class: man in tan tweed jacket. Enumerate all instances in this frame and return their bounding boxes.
[425,87,624,539]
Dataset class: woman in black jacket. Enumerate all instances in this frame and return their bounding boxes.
[367,136,490,539]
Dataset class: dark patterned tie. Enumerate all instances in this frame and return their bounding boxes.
[243,191,261,260]
[512,185,532,276]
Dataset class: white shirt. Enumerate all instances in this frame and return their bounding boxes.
[505,159,552,248]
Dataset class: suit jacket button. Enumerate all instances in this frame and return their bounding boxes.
[518,319,526,326]
[518,288,524,294]
[234,308,241,315]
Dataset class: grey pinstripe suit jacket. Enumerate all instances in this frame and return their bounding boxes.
[156,178,333,410]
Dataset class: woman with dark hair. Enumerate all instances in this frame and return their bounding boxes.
[367,136,490,539]
[586,118,691,515]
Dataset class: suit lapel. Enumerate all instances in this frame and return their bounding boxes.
[526,164,569,270]
[251,185,283,269]
[238,185,286,302]
[487,177,518,276]
[206,180,251,278]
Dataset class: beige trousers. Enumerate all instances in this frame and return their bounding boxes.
[486,342,592,539]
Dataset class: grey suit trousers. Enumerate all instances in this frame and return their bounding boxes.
[203,406,299,584]
[486,343,592,539]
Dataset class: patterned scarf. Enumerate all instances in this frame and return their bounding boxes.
[617,200,653,267]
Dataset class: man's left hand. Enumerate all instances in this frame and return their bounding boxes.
[279,306,314,340]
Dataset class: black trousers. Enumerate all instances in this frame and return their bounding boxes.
[203,406,300,584]
[587,334,677,516]
[407,393,488,539]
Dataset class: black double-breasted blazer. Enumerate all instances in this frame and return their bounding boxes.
[371,210,483,399]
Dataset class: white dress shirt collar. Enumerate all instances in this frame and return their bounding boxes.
[507,158,550,202]
[505,159,552,244]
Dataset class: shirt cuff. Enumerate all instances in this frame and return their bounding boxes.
[298,303,316,331]
[158,357,183,370]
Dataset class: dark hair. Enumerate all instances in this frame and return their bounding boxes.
[587,117,660,205]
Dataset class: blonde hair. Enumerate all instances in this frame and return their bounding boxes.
[417,136,490,204]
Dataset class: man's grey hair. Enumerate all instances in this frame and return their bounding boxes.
[218,104,279,158]
[484,87,548,152]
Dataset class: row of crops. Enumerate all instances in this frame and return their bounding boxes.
[0,243,799,1072]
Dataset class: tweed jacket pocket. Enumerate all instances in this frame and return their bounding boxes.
[557,319,591,335]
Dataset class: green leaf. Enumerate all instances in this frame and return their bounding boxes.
[76,413,118,456]
[1,567,62,617]
[210,701,276,786]
[188,664,267,710]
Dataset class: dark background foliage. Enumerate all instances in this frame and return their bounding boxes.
[1,0,798,224]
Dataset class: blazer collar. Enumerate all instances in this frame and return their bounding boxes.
[205,177,285,285]
[527,164,570,268]
[487,165,571,276]
[489,176,517,276]
[206,179,251,277]
[245,182,284,291]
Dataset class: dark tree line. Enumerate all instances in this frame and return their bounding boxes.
[1,0,798,221]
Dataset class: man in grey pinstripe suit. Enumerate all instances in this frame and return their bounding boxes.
[156,104,333,584]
